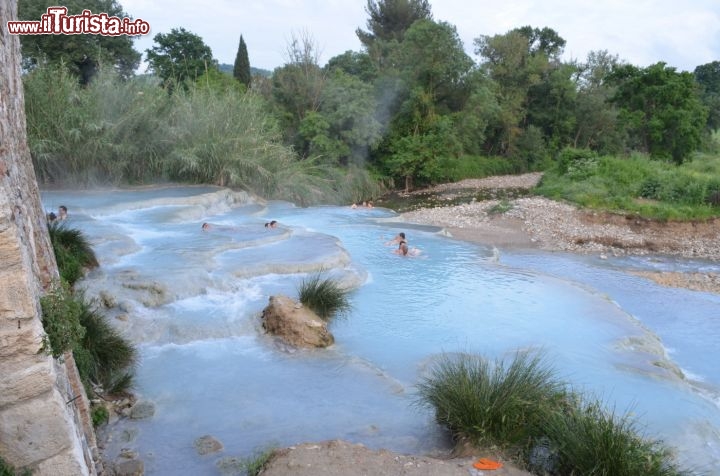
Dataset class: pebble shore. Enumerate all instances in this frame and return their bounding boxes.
[398,173,720,293]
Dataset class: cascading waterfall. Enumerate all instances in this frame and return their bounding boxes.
[42,186,720,476]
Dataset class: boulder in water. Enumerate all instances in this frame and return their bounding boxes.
[261,295,334,348]
[194,435,223,455]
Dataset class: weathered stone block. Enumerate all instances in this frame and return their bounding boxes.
[0,390,77,465]
[0,360,56,406]
[36,447,91,476]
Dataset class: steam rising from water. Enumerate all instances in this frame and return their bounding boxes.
[42,186,720,475]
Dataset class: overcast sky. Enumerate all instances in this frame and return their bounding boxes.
[121,0,720,73]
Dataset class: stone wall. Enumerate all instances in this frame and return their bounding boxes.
[0,0,97,474]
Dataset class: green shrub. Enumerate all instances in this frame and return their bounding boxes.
[39,283,85,358]
[556,147,598,176]
[416,351,566,448]
[542,398,686,476]
[537,153,720,219]
[74,300,136,394]
[91,405,109,428]
[47,221,98,285]
[639,176,662,199]
[297,274,351,321]
[40,284,136,394]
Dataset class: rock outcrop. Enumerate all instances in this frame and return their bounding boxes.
[0,2,96,473]
[261,295,334,348]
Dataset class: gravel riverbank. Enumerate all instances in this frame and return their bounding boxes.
[398,173,720,293]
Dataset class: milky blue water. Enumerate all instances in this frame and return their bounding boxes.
[41,186,720,475]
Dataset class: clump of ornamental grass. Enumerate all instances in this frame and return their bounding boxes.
[72,299,137,395]
[417,350,693,475]
[48,221,98,285]
[297,274,351,321]
[416,351,567,449]
[541,397,689,476]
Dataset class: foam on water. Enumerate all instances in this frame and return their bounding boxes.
[43,187,720,476]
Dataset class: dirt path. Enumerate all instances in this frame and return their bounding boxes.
[260,440,533,476]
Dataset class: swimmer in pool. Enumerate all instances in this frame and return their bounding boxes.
[386,232,406,246]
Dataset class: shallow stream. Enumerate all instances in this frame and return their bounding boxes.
[41,186,720,475]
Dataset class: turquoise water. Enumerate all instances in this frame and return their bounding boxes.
[42,187,720,475]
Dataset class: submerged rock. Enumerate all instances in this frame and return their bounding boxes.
[261,295,334,348]
[112,457,144,476]
[128,400,155,420]
[216,456,245,476]
[195,435,224,455]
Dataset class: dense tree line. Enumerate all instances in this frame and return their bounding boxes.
[261,0,715,188]
[18,0,719,194]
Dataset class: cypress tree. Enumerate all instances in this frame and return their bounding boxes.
[233,35,251,89]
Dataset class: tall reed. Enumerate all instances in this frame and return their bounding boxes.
[24,64,377,203]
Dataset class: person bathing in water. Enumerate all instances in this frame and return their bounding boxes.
[386,232,406,246]
[386,232,421,257]
[264,220,278,229]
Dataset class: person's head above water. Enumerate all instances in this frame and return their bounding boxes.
[201,223,210,230]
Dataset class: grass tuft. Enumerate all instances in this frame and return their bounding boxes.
[297,274,351,321]
[417,351,692,475]
[74,300,137,394]
[416,351,566,448]
[47,221,98,285]
[242,446,276,476]
[543,398,687,476]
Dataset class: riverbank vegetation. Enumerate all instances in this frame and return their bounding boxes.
[42,223,137,398]
[417,351,691,475]
[536,148,720,220]
[20,0,720,217]
[47,221,99,285]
